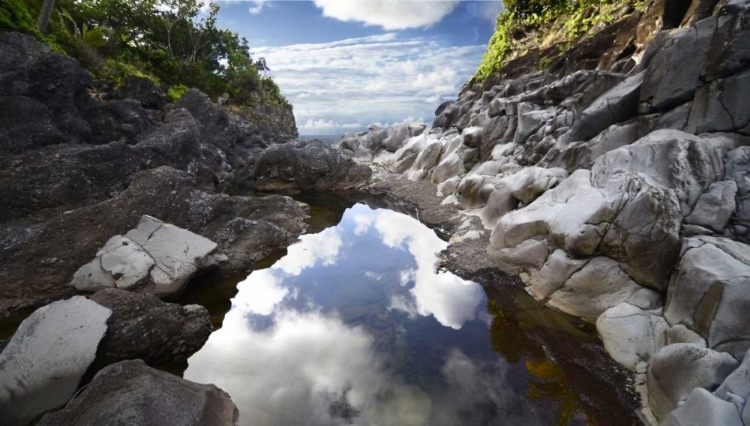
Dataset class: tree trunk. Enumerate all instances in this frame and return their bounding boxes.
[37,0,56,34]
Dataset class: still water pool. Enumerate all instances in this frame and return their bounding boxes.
[183,203,638,426]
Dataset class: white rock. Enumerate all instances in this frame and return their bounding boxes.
[0,297,111,425]
[665,236,750,359]
[597,303,668,373]
[648,343,739,420]
[547,256,662,323]
[71,216,220,298]
[685,180,738,232]
[527,249,589,300]
[660,388,743,426]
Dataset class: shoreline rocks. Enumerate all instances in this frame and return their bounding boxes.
[0,297,111,425]
[71,215,225,298]
[38,360,239,426]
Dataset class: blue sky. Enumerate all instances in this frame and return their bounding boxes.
[208,1,503,135]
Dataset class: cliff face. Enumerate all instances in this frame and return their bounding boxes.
[334,0,750,424]
[0,32,309,317]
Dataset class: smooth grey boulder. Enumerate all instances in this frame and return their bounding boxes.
[640,17,715,112]
[648,343,739,420]
[90,289,211,368]
[37,360,239,426]
[527,249,589,300]
[71,215,222,298]
[569,72,644,142]
[514,105,555,145]
[591,130,725,216]
[480,167,568,228]
[382,123,425,152]
[599,178,682,292]
[726,146,750,196]
[554,121,639,171]
[431,152,465,185]
[665,236,750,358]
[715,348,750,424]
[456,174,495,209]
[685,181,738,232]
[687,68,750,135]
[0,297,111,426]
[597,303,668,373]
[664,325,707,347]
[490,170,618,257]
[547,256,662,323]
[660,388,743,426]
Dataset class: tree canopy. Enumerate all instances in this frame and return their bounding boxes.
[1,0,290,108]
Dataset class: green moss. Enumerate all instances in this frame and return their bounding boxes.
[167,84,188,102]
[473,0,646,82]
[0,0,38,34]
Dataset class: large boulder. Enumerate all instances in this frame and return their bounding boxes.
[664,236,750,359]
[647,343,739,420]
[0,297,111,426]
[37,360,239,426]
[661,388,743,426]
[569,72,644,142]
[382,123,426,152]
[546,256,662,323]
[639,17,716,112]
[90,289,211,368]
[254,141,372,192]
[715,347,750,424]
[597,303,668,373]
[591,130,725,216]
[684,181,737,232]
[687,68,750,135]
[71,215,223,298]
[0,166,308,318]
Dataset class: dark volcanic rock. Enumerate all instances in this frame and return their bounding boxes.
[90,289,211,368]
[254,140,372,192]
[38,360,239,426]
[108,76,168,110]
[0,166,308,317]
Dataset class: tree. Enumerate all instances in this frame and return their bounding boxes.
[37,0,56,33]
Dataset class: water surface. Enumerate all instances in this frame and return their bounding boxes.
[184,204,637,426]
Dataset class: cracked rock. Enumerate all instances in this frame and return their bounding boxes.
[71,215,222,298]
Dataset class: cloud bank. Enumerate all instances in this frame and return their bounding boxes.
[312,0,461,30]
[253,33,486,135]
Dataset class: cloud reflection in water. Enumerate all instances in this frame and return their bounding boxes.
[185,205,547,426]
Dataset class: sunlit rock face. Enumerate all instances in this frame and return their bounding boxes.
[184,205,628,426]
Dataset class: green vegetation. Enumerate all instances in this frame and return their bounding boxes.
[0,0,291,109]
[474,0,633,81]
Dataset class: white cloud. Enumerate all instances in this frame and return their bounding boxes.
[253,34,486,135]
[273,227,343,275]
[312,0,460,30]
[369,210,484,329]
[234,269,289,315]
[248,0,270,14]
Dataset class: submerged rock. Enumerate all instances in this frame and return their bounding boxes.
[90,288,211,368]
[38,360,239,426]
[71,215,224,298]
[0,297,111,426]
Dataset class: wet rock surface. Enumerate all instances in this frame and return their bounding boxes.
[38,360,239,426]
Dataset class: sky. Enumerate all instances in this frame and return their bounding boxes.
[208,1,504,135]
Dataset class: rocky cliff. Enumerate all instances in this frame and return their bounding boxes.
[334,0,750,424]
[0,31,366,318]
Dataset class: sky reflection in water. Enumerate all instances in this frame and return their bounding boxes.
[184,205,594,426]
